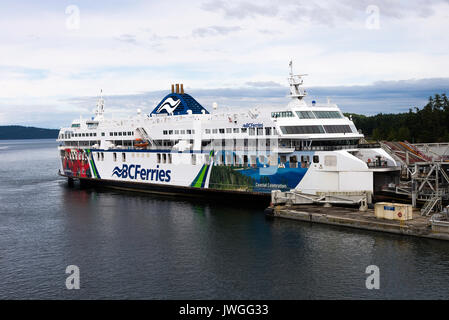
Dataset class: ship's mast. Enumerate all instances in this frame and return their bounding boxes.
[94,89,105,120]
[288,60,307,100]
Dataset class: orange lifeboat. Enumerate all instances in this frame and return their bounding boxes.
[134,138,149,148]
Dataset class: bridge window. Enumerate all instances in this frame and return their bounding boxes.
[157,153,161,163]
[323,125,352,134]
[249,128,255,136]
[271,111,293,118]
[313,111,342,119]
[219,128,225,134]
[296,111,315,119]
[233,128,239,133]
[113,153,117,162]
[313,155,320,163]
[191,154,196,165]
[122,153,126,162]
[280,125,325,134]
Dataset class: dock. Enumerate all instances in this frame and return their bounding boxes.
[266,204,449,241]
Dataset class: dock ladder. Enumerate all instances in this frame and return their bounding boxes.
[421,192,442,216]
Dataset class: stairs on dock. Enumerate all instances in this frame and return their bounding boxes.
[421,193,442,216]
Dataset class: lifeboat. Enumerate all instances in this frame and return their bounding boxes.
[134,138,149,148]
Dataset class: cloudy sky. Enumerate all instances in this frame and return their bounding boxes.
[1,0,449,128]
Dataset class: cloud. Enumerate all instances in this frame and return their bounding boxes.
[201,0,279,19]
[192,25,242,37]
[3,77,447,128]
[115,34,138,44]
[245,81,283,87]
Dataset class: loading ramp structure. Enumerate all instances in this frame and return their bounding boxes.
[380,140,449,215]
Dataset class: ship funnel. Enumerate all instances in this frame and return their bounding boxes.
[181,84,184,94]
[176,84,179,94]
[171,84,174,93]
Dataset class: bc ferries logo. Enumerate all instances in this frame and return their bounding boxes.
[156,97,181,114]
[112,164,171,182]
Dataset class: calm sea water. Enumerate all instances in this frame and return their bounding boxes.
[0,139,449,299]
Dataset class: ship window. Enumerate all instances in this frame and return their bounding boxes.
[192,130,195,134]
[296,111,315,119]
[109,132,113,136]
[181,130,186,134]
[313,111,342,119]
[213,129,218,134]
[265,127,271,135]
[101,153,104,161]
[257,128,264,135]
[162,154,166,163]
[114,132,117,136]
[187,130,192,134]
[163,130,167,135]
[233,128,239,133]
[226,128,232,133]
[249,128,255,136]
[271,111,293,118]
[122,153,126,162]
[101,132,105,136]
[191,154,196,165]
[205,129,211,134]
[168,130,172,134]
[280,125,325,134]
[97,153,100,161]
[157,153,161,163]
[175,130,179,134]
[313,155,319,163]
[323,125,352,134]
[128,132,132,136]
[241,128,247,133]
[118,132,122,136]
[168,154,172,164]
[219,128,225,134]
[113,153,117,161]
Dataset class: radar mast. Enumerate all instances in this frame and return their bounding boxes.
[288,60,307,100]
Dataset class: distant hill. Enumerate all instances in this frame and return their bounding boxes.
[0,125,59,140]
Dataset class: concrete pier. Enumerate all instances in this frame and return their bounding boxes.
[266,204,449,241]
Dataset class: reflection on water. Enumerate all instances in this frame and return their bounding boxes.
[0,139,449,299]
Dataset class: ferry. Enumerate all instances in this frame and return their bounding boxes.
[57,62,400,200]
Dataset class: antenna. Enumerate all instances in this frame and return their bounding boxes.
[95,89,105,119]
[287,61,307,100]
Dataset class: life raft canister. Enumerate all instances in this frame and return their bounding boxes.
[398,212,402,218]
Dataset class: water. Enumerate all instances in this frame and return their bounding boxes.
[1,139,449,299]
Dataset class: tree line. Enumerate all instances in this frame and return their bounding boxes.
[346,93,449,143]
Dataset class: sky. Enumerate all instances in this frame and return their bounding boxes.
[0,0,449,128]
